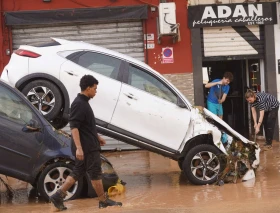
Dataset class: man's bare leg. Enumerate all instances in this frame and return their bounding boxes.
[60,176,76,193]
[91,179,106,201]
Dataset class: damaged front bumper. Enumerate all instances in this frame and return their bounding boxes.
[189,107,260,182]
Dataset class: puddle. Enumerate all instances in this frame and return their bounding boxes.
[1,142,280,212]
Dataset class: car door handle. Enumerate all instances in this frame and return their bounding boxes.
[123,93,137,100]
[64,70,78,76]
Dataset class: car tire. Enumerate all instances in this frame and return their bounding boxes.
[182,144,225,185]
[21,80,63,121]
[37,162,84,201]
[178,160,183,170]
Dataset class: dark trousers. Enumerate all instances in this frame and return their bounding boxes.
[263,107,279,145]
[69,151,102,180]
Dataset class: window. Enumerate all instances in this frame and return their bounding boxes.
[73,52,122,80]
[0,85,35,125]
[128,65,177,103]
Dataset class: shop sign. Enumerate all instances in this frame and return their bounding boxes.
[188,2,277,28]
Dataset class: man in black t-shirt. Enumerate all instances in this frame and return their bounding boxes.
[50,75,122,211]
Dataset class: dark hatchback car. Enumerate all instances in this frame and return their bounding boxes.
[0,80,119,201]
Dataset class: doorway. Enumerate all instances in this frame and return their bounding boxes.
[202,60,249,137]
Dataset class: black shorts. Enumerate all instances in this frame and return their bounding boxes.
[69,151,102,180]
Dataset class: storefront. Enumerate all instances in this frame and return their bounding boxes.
[188,2,278,138]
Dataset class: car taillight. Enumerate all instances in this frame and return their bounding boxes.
[14,49,41,58]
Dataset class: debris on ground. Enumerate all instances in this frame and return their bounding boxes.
[0,176,15,197]
[216,140,257,184]
[194,106,259,185]
[107,179,126,196]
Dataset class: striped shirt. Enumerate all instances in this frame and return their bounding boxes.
[250,92,279,111]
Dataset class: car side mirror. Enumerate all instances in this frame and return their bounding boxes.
[177,98,186,108]
[22,119,41,133]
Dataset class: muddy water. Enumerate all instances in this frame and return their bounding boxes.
[1,141,280,213]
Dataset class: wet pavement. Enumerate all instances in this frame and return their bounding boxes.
[1,140,280,213]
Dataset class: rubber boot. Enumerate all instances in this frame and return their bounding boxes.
[99,193,122,209]
[50,190,67,211]
[91,179,122,208]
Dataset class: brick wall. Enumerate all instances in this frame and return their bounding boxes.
[163,73,194,105]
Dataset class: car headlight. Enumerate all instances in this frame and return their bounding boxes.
[101,161,116,174]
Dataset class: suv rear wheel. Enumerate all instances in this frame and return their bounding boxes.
[182,144,225,185]
[22,80,63,122]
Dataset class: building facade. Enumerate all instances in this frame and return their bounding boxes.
[1,0,279,143]
[188,0,279,139]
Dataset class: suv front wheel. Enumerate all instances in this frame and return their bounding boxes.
[182,144,225,185]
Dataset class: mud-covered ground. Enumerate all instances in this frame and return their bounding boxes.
[1,140,280,213]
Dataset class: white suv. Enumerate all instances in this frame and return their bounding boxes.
[1,38,260,185]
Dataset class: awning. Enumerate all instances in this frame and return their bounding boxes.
[5,5,148,26]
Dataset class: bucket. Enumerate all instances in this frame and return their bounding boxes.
[108,183,125,196]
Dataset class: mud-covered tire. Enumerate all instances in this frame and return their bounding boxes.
[37,162,84,201]
[21,80,63,121]
[182,144,224,185]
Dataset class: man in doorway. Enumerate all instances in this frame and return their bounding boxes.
[245,89,279,151]
[205,72,234,119]
[50,75,122,211]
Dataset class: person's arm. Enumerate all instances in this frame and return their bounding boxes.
[205,80,222,88]
[251,107,257,126]
[71,128,84,160]
[218,84,229,103]
[251,107,263,134]
[255,110,264,134]
[98,135,106,146]
[219,93,228,104]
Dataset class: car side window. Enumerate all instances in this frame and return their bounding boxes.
[128,65,178,104]
[0,85,37,125]
[65,51,85,60]
[73,52,122,80]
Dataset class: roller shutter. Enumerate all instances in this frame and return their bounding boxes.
[12,21,145,61]
[12,21,144,150]
[202,25,264,60]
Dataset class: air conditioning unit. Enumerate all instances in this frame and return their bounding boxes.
[159,3,177,35]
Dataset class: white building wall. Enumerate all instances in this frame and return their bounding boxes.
[275,3,280,139]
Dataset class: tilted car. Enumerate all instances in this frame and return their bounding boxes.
[1,38,260,185]
[0,80,119,200]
